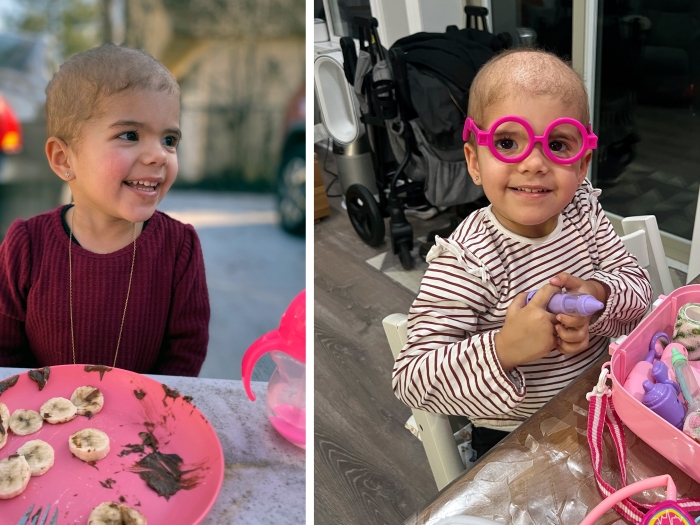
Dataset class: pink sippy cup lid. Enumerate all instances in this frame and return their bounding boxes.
[241,290,306,401]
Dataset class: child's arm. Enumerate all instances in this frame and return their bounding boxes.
[392,252,557,418]
[0,220,35,367]
[574,203,652,338]
[150,225,210,377]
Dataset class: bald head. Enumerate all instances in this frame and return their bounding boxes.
[46,44,180,146]
[468,48,589,128]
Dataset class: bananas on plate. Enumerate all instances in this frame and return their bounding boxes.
[88,501,147,525]
[69,428,110,462]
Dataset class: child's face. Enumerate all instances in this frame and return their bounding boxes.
[464,94,590,238]
[66,89,180,224]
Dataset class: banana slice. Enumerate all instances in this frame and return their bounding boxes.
[70,386,104,417]
[88,501,147,525]
[17,439,54,476]
[0,402,9,450]
[40,397,77,424]
[0,454,31,499]
[69,428,110,462]
[9,409,43,435]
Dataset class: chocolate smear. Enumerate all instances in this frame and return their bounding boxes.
[84,365,112,381]
[118,443,145,457]
[84,388,101,402]
[134,452,187,500]
[99,478,116,489]
[183,395,194,404]
[139,431,159,451]
[85,411,93,420]
[161,384,180,406]
[119,496,126,503]
[128,424,201,499]
[27,367,50,391]
[0,375,19,396]
[134,389,146,400]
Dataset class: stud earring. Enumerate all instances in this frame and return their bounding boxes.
[64,172,70,178]
[475,176,480,181]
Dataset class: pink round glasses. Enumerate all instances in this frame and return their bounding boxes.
[463,116,598,165]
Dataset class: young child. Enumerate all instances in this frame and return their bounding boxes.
[0,45,210,376]
[392,48,652,457]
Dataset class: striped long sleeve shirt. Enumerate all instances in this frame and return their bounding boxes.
[392,180,652,430]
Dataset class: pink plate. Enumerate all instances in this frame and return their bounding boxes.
[0,365,224,524]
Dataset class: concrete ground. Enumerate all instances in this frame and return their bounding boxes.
[157,190,306,382]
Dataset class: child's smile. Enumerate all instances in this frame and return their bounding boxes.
[124,179,162,194]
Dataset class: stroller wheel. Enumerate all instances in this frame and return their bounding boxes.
[398,242,414,270]
[346,184,385,247]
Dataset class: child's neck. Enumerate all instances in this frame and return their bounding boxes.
[491,208,560,239]
[66,205,144,254]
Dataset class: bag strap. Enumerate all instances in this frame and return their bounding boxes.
[586,363,700,523]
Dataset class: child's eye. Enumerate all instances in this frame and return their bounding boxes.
[163,135,179,148]
[118,131,138,141]
[495,138,517,150]
[549,140,569,153]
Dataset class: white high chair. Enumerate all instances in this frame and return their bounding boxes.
[619,215,674,300]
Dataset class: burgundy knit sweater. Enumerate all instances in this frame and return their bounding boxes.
[0,206,210,376]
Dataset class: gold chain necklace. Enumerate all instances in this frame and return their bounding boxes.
[69,209,136,367]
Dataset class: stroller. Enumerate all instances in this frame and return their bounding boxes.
[338,8,506,269]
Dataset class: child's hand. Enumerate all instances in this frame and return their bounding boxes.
[495,285,560,371]
[549,272,610,355]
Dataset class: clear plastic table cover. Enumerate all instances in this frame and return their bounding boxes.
[406,357,700,525]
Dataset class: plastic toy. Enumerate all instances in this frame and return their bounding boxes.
[526,290,605,316]
[242,290,306,448]
[623,331,669,401]
[580,475,695,525]
[672,348,700,410]
[642,377,686,430]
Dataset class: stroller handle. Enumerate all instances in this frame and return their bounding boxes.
[353,16,378,29]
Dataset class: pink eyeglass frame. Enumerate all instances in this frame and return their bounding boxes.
[463,116,598,164]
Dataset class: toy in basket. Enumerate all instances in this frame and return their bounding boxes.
[609,285,700,484]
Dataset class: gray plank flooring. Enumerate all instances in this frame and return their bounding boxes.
[314,145,450,525]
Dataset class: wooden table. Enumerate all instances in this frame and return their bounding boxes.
[406,353,700,525]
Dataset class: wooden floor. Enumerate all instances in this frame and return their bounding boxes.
[313,146,450,525]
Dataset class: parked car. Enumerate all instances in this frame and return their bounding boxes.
[0,31,58,182]
[0,93,22,176]
[277,85,306,236]
[0,31,57,123]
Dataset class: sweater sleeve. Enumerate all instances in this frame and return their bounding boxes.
[392,246,526,417]
[588,201,653,337]
[151,225,210,377]
[0,220,35,367]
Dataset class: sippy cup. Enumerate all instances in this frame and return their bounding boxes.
[242,290,306,449]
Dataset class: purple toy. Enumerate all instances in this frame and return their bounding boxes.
[642,379,687,430]
[526,290,604,316]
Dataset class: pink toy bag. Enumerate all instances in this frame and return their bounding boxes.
[586,284,700,523]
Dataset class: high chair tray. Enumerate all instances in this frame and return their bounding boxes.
[609,285,700,484]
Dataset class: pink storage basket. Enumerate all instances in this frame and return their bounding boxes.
[609,284,700,484]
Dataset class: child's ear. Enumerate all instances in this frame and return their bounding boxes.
[46,137,73,181]
[577,150,593,184]
[464,142,482,185]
